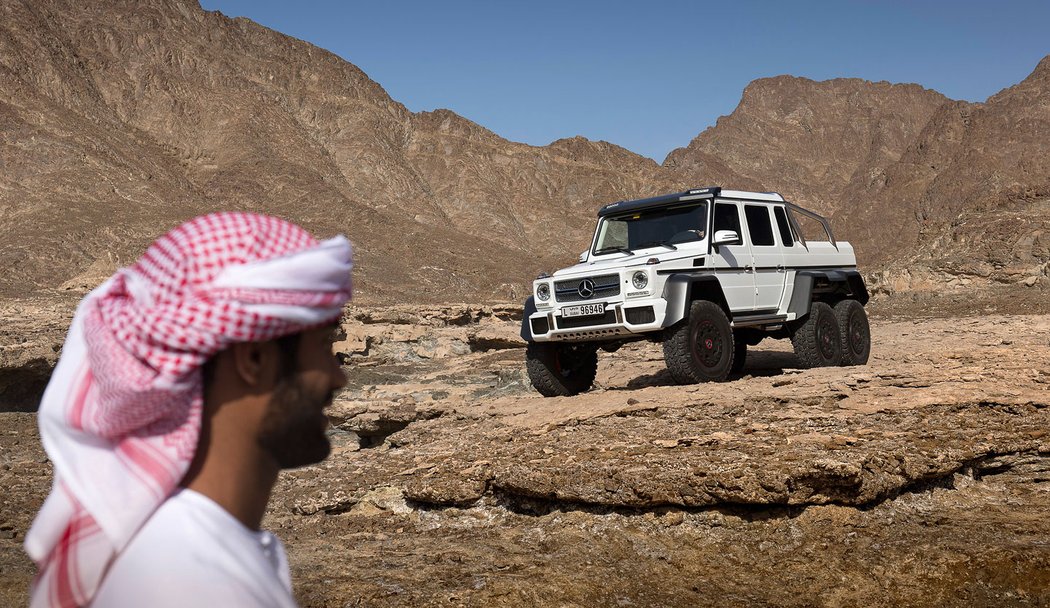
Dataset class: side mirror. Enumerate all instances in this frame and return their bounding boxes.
[712,230,742,246]
[578,251,588,263]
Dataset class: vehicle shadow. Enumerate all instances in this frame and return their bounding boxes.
[618,349,800,390]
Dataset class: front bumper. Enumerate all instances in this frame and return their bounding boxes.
[527,298,669,342]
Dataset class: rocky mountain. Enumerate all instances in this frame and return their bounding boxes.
[838,56,1050,286]
[0,0,680,302]
[666,64,1050,288]
[1,0,1047,304]
[665,76,950,215]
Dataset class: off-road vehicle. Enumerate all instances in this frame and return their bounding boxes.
[521,187,870,397]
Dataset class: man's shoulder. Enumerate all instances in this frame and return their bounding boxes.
[137,488,247,540]
[92,490,295,607]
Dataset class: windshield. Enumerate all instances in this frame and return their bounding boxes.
[592,202,708,254]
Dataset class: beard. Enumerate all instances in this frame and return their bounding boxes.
[257,376,334,469]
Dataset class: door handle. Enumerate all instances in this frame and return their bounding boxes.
[776,265,785,272]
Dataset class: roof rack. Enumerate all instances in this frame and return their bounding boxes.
[784,202,837,248]
[597,187,721,217]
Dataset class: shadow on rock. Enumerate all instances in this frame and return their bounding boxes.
[619,368,678,390]
[616,350,801,389]
[736,350,800,378]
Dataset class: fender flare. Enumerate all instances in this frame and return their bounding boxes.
[661,274,730,326]
[520,296,538,342]
[787,270,869,317]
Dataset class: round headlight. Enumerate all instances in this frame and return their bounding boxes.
[536,283,551,301]
[631,271,649,290]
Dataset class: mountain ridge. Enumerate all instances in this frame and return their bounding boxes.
[1,0,1046,302]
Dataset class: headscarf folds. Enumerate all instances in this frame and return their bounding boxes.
[25,213,353,608]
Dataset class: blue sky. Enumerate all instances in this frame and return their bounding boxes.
[200,0,1050,162]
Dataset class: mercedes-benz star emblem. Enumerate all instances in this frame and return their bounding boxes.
[578,279,595,299]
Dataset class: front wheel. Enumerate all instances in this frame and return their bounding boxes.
[663,300,734,384]
[791,301,842,368]
[525,342,598,397]
[834,299,870,365]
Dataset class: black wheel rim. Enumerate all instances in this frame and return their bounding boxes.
[816,313,837,360]
[691,319,724,370]
[848,311,867,356]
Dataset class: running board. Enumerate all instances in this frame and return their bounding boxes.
[731,313,787,328]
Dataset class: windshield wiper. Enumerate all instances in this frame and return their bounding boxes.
[634,240,678,251]
[594,246,634,256]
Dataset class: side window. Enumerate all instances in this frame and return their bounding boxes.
[744,205,775,246]
[774,206,794,247]
[713,203,742,238]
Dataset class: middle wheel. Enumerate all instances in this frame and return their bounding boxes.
[730,334,748,375]
[663,300,734,384]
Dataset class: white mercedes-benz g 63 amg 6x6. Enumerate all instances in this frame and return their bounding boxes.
[521,187,870,397]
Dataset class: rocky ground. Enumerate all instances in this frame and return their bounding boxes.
[1,293,1048,606]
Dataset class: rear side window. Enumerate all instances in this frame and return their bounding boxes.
[774,206,795,247]
[744,205,775,246]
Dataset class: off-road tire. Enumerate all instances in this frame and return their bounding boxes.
[663,300,734,383]
[833,299,870,366]
[791,301,842,368]
[730,334,748,374]
[526,342,599,397]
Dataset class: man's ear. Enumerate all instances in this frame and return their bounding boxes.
[230,341,279,388]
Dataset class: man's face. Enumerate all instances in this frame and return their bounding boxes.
[257,325,346,469]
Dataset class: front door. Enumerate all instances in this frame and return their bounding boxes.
[710,201,754,311]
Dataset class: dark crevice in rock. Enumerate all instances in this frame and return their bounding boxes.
[338,407,447,449]
[466,337,523,353]
[0,360,53,412]
[355,420,413,449]
[967,451,1050,481]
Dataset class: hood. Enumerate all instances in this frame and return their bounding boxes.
[549,246,707,279]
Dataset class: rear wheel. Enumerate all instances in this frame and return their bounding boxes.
[833,299,870,365]
[791,301,842,368]
[663,300,734,383]
[526,342,598,397]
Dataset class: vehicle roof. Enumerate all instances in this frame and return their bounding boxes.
[596,187,786,217]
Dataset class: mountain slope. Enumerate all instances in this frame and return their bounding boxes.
[664,76,949,214]
[0,0,675,301]
[1,0,1047,302]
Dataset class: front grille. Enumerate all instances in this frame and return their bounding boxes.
[555,273,621,302]
[530,317,550,335]
[555,309,618,329]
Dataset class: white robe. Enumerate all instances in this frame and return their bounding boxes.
[92,489,298,608]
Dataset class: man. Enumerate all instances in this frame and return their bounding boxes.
[25,213,354,607]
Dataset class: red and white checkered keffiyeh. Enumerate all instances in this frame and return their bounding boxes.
[24,213,353,608]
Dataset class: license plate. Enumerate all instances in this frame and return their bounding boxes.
[561,303,605,318]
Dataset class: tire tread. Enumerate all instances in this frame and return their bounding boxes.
[663,300,734,383]
[526,342,598,397]
[791,301,842,368]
